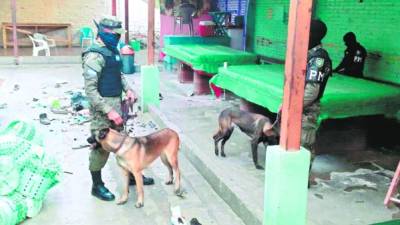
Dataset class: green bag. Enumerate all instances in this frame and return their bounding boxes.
[25,197,43,218]
[0,156,19,196]
[0,120,44,146]
[0,195,27,225]
[0,135,44,170]
[17,154,61,200]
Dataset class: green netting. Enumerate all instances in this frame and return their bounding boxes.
[210,64,400,123]
[163,44,257,74]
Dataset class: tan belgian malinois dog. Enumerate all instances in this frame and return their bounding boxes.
[96,127,182,208]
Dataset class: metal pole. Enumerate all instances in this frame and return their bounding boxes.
[279,0,313,151]
[124,0,129,44]
[11,0,18,64]
[112,0,117,16]
[147,0,155,65]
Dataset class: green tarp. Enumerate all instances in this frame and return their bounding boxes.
[372,220,400,225]
[163,44,257,74]
[210,64,400,122]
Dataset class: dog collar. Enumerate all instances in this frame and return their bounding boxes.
[114,135,128,153]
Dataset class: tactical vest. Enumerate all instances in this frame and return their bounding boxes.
[83,46,123,97]
[305,46,332,100]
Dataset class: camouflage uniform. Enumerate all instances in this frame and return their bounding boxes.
[82,21,132,172]
[301,45,332,158]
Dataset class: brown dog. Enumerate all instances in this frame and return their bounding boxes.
[213,108,279,170]
[96,127,182,208]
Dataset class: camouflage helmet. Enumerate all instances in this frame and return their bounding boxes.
[94,16,125,34]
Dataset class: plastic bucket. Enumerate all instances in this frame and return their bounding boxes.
[120,46,135,74]
[199,21,215,37]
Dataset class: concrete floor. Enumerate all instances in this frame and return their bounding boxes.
[148,66,400,225]
[0,57,399,225]
[0,64,244,225]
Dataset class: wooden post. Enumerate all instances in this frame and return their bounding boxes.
[147,0,155,65]
[112,0,117,16]
[11,0,18,64]
[279,0,313,151]
[124,0,129,44]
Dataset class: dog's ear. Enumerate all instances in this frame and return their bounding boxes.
[98,128,110,140]
[263,124,277,137]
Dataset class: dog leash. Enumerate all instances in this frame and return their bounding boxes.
[121,99,133,134]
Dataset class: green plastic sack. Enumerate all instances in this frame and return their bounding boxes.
[0,135,44,169]
[25,198,43,218]
[0,195,27,225]
[0,156,19,196]
[0,120,44,146]
[0,197,16,225]
[17,154,61,200]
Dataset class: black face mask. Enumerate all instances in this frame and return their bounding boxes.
[308,20,327,50]
[309,36,321,49]
[98,31,121,52]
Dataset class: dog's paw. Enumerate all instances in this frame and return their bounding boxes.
[255,165,264,170]
[135,202,144,208]
[116,197,128,205]
[214,151,219,156]
[165,180,173,185]
[221,152,226,157]
[175,188,185,198]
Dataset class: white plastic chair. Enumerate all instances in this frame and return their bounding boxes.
[28,35,50,56]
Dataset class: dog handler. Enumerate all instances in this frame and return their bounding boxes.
[82,16,154,201]
[302,20,332,164]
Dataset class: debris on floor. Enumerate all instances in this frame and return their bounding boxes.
[39,113,51,125]
[0,103,7,110]
[0,120,62,225]
[190,218,202,225]
[13,84,20,92]
[70,92,89,112]
[170,206,187,225]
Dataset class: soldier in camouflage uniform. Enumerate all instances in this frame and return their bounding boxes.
[82,16,154,201]
[302,20,332,166]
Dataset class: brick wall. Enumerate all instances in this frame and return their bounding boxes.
[0,0,111,46]
[247,0,400,84]
[246,0,289,60]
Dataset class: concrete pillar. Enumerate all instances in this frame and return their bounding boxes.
[140,65,160,112]
[263,0,313,224]
[264,146,310,225]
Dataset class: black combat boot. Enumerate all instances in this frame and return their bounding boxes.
[129,173,155,186]
[91,171,115,201]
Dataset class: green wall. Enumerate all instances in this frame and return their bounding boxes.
[247,0,400,85]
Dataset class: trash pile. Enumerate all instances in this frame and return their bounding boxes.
[39,91,91,126]
[0,120,61,225]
